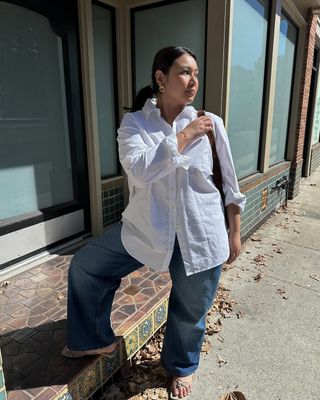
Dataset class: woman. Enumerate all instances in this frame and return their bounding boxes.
[62,46,246,400]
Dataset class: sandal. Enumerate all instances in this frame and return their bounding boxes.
[170,375,193,400]
[61,343,117,359]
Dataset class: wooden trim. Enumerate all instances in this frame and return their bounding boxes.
[240,161,291,193]
[77,0,103,235]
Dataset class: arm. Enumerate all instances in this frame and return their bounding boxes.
[117,113,191,187]
[226,203,241,264]
[117,113,214,187]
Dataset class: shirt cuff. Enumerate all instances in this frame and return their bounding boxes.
[224,189,247,213]
[164,133,191,170]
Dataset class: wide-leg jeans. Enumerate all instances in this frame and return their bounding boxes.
[67,221,222,376]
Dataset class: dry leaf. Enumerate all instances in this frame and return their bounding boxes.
[250,234,262,241]
[253,272,263,281]
[254,254,268,265]
[0,281,9,287]
[219,391,247,400]
[201,338,212,353]
[310,274,320,282]
[217,355,227,366]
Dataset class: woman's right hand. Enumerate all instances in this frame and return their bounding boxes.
[183,116,213,142]
[177,116,213,153]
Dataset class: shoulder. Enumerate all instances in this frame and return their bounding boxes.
[205,111,224,126]
[120,110,146,129]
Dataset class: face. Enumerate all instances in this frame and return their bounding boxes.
[156,53,199,106]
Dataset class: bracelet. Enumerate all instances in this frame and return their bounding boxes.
[180,130,188,141]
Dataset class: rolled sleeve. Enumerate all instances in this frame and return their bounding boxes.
[211,114,246,212]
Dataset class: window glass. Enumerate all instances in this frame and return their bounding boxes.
[311,52,320,145]
[269,12,298,165]
[133,0,206,110]
[228,0,269,178]
[0,2,74,220]
[92,3,118,178]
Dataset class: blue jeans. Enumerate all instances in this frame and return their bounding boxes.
[67,222,222,376]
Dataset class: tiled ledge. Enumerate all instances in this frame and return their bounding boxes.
[0,254,171,400]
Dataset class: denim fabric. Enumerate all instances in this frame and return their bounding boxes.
[67,221,222,376]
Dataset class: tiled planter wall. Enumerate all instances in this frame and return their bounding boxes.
[0,351,6,400]
[310,143,320,174]
[240,165,290,241]
[101,177,125,227]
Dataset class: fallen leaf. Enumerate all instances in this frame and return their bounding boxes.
[310,274,320,282]
[0,281,9,287]
[201,338,212,353]
[253,272,263,281]
[250,234,262,241]
[217,355,227,366]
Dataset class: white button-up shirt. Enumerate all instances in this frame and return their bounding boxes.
[117,98,246,276]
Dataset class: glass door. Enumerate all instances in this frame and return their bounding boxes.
[0,0,90,269]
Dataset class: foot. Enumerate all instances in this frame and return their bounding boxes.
[170,375,193,399]
[61,342,117,358]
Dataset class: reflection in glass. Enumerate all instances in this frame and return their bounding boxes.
[269,13,297,165]
[92,4,118,178]
[133,0,206,110]
[0,3,74,220]
[228,0,269,178]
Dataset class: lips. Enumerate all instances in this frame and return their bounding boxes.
[185,90,195,96]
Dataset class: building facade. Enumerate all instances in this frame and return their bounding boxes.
[1,0,320,275]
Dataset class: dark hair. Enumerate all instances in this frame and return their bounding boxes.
[130,46,197,112]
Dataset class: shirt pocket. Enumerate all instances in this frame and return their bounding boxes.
[185,134,212,170]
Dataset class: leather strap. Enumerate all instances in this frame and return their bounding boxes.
[197,110,224,203]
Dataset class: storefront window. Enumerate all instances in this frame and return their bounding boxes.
[228,0,270,178]
[92,3,118,178]
[0,2,74,220]
[132,0,206,110]
[269,12,298,166]
[311,53,320,145]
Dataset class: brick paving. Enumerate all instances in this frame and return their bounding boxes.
[0,252,171,399]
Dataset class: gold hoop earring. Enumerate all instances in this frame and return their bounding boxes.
[159,86,165,93]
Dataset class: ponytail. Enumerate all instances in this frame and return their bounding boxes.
[130,85,154,112]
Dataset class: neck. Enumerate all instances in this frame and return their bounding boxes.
[156,96,184,126]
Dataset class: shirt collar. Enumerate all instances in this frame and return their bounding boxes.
[142,98,198,120]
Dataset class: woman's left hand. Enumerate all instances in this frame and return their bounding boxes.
[226,230,241,264]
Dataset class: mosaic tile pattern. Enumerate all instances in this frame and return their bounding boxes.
[240,166,290,240]
[310,143,320,174]
[0,350,6,400]
[102,184,125,227]
[0,253,171,400]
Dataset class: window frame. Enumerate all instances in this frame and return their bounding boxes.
[92,0,121,180]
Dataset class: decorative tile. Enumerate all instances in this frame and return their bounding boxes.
[138,315,154,347]
[100,347,121,381]
[67,382,79,400]
[124,327,139,359]
[153,300,168,330]
[56,393,73,400]
[123,285,141,296]
[77,360,101,399]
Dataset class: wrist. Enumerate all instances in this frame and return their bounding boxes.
[180,129,190,142]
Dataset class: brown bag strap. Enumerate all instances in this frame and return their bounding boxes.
[197,110,224,199]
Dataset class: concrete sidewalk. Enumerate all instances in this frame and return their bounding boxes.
[191,168,320,400]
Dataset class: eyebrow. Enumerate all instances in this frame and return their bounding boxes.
[179,65,199,72]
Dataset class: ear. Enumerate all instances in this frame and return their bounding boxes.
[155,69,167,87]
